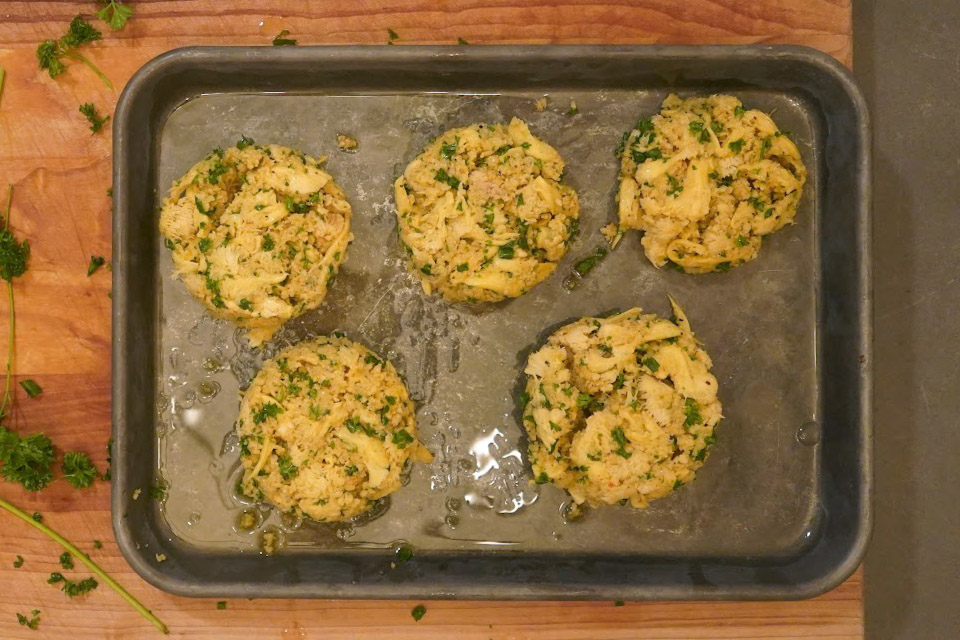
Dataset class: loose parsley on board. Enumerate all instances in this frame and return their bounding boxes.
[272,30,297,46]
[36,15,113,89]
[62,451,98,489]
[96,1,133,31]
[79,103,110,133]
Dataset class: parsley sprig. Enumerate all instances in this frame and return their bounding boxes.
[36,15,113,89]
[0,496,168,633]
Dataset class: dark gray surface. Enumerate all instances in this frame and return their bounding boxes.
[856,1,960,639]
[112,45,870,600]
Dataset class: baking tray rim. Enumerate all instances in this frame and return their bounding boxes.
[111,43,872,600]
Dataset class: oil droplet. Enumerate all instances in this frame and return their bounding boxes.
[562,274,581,291]
[185,511,202,527]
[202,358,224,373]
[197,380,221,404]
[279,511,303,532]
[444,514,460,528]
[335,524,356,540]
[220,431,239,456]
[796,421,820,446]
[559,500,584,524]
[445,497,461,512]
[208,459,224,475]
[234,509,260,532]
[259,526,284,555]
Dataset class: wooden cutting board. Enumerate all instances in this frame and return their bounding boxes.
[0,1,859,638]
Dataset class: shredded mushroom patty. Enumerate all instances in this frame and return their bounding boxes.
[522,298,722,510]
[616,94,807,273]
[158,141,353,345]
[394,118,580,302]
[236,336,432,522]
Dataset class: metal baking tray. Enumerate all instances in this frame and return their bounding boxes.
[112,45,871,600]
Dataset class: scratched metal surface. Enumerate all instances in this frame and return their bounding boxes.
[152,88,821,559]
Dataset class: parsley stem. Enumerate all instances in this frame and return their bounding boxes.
[2,280,13,418]
[60,50,113,90]
[0,496,169,634]
[1,184,13,420]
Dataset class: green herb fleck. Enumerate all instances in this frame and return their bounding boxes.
[59,551,74,570]
[642,357,659,373]
[87,255,107,276]
[666,174,683,198]
[574,247,607,277]
[411,604,426,622]
[611,427,631,459]
[216,601,227,610]
[630,146,663,164]
[252,402,282,424]
[392,429,414,449]
[728,138,745,154]
[434,168,460,189]
[440,137,458,159]
[277,455,298,480]
[272,30,297,46]
[79,103,110,133]
[396,544,414,563]
[13,554,24,568]
[16,609,40,630]
[19,379,42,398]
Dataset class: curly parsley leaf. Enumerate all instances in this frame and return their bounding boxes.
[96,1,133,31]
[62,451,98,489]
[0,427,55,491]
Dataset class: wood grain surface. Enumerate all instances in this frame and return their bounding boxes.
[0,1,858,638]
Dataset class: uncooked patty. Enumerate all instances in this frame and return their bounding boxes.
[615,94,806,273]
[158,140,353,345]
[236,336,432,522]
[394,118,580,302]
[522,298,722,510]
